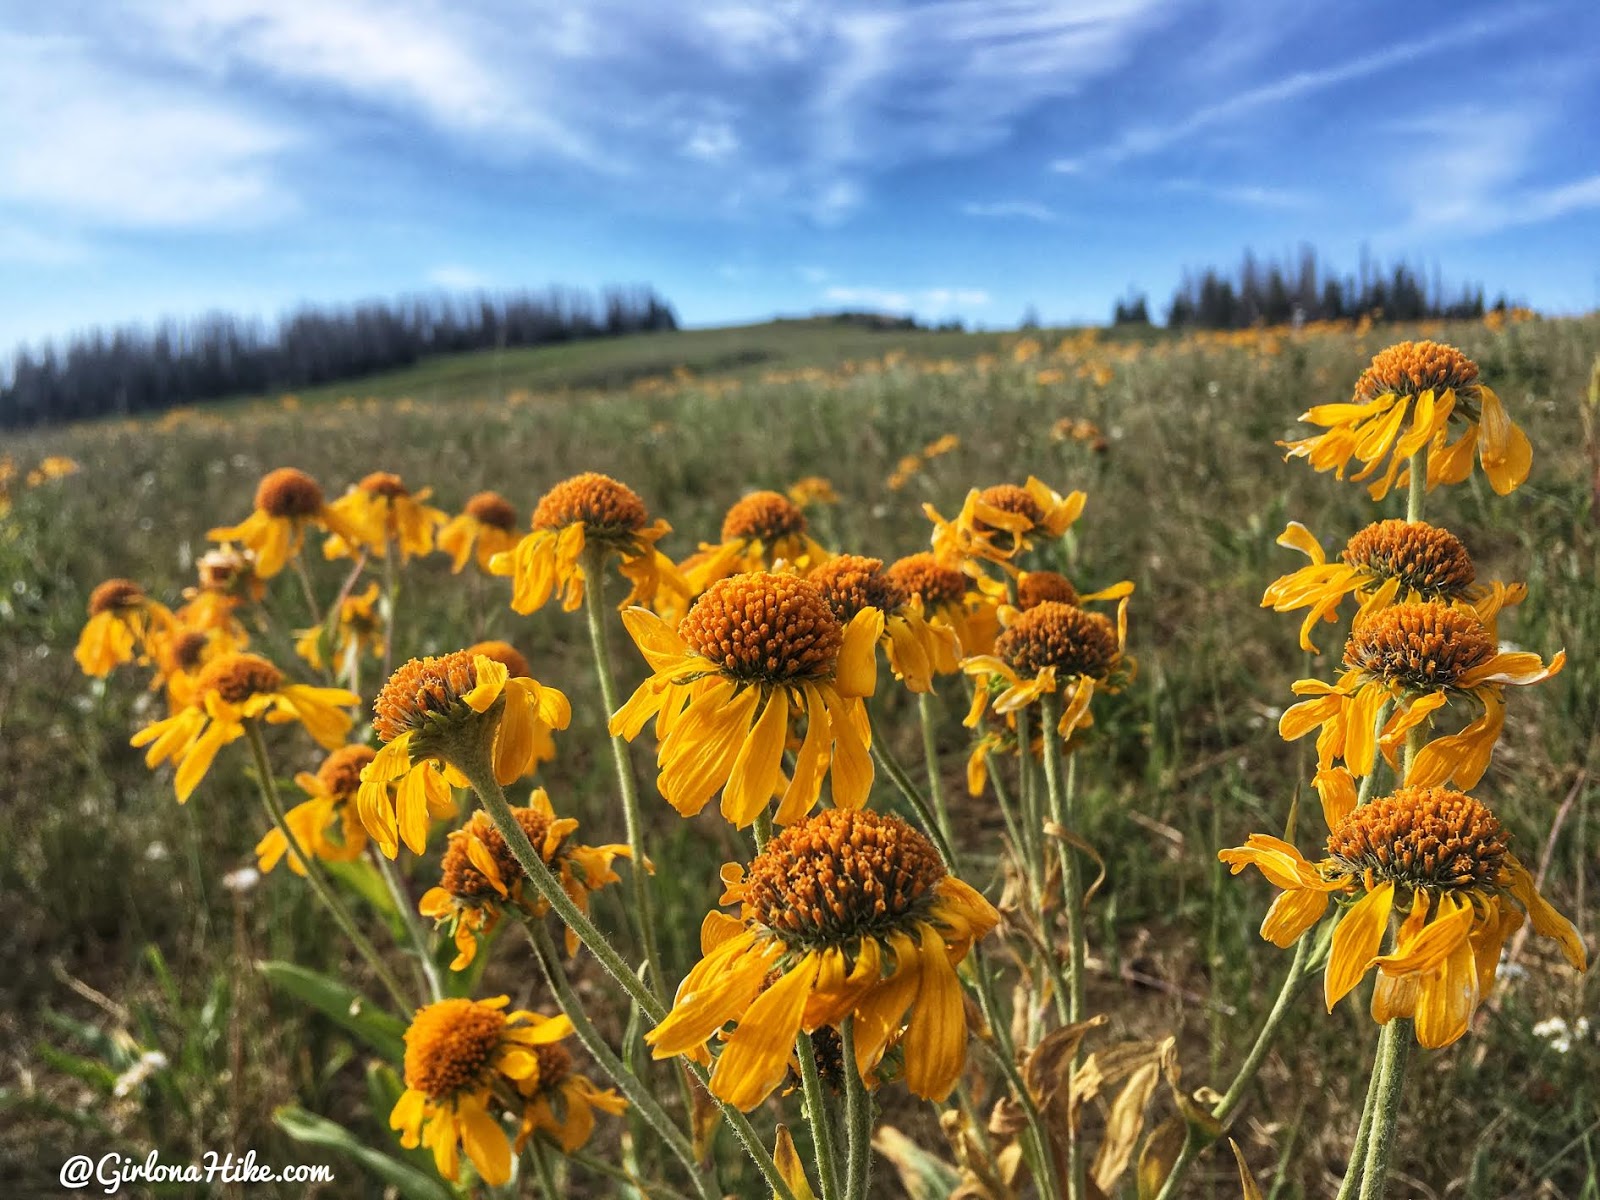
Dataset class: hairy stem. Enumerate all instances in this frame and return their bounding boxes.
[842,1020,873,1200]
[371,847,443,1002]
[243,721,413,1013]
[459,754,794,1200]
[1038,693,1085,1200]
[867,704,957,870]
[1357,1020,1413,1200]
[917,692,955,846]
[580,547,667,1001]
[520,915,714,1200]
[798,1030,843,1200]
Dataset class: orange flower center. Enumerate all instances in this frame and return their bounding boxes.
[1354,340,1480,402]
[359,471,409,499]
[1345,602,1495,691]
[464,491,519,531]
[886,554,967,609]
[88,578,145,615]
[195,653,284,704]
[254,468,324,518]
[373,651,483,743]
[529,1044,572,1095]
[721,491,807,544]
[975,484,1042,531]
[316,744,377,799]
[167,630,210,671]
[402,999,507,1099]
[808,554,903,623]
[996,601,1118,681]
[466,639,530,680]
[438,808,556,902]
[1341,520,1475,595]
[743,809,946,951]
[1017,571,1079,610]
[1326,786,1507,891]
[679,573,841,684]
[531,472,648,538]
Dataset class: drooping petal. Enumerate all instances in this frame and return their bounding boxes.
[1325,882,1394,1010]
[456,1097,513,1186]
[711,953,820,1111]
[721,689,791,827]
[899,923,968,1101]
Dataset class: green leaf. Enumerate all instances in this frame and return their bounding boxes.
[325,858,398,919]
[256,961,405,1060]
[274,1106,456,1200]
[32,1043,119,1092]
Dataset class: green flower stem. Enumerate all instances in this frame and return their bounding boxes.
[519,914,715,1200]
[242,721,414,1014]
[1037,694,1085,1025]
[1333,1037,1384,1200]
[917,692,955,846]
[985,760,1030,885]
[866,704,958,870]
[528,1136,560,1199]
[1357,1020,1413,1200]
[1153,929,1320,1200]
[370,846,443,1002]
[569,1151,695,1200]
[1037,693,1085,1200]
[967,951,1064,1200]
[580,546,667,1002]
[1015,704,1045,884]
[798,1030,843,1200]
[1356,699,1395,806]
[841,1020,873,1200]
[379,535,399,685]
[457,754,796,1200]
[1406,447,1427,524]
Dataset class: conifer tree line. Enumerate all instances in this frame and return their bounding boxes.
[1114,247,1509,329]
[1,285,677,428]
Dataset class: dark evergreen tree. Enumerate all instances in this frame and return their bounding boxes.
[1,285,678,428]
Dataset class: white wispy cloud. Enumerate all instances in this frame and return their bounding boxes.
[1380,102,1600,239]
[1050,11,1539,175]
[824,285,990,311]
[1162,179,1308,210]
[0,32,295,229]
[131,0,607,166]
[962,200,1057,222]
[426,265,493,289]
[8,0,1182,233]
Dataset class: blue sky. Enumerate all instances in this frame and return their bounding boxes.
[2,0,1598,349]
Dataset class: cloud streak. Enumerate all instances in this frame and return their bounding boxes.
[1050,11,1541,175]
[962,200,1057,222]
[0,32,296,229]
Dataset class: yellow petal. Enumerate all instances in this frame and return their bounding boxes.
[1325,882,1394,1010]
[710,953,819,1111]
[899,923,968,1101]
[721,689,790,828]
[456,1098,512,1187]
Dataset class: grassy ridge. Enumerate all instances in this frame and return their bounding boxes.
[2,314,1596,1197]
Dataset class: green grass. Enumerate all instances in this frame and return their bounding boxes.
[2,314,1596,1198]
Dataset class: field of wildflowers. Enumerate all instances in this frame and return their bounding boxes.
[2,314,1596,1198]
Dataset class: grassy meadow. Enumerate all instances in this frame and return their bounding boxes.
[3,314,1597,1198]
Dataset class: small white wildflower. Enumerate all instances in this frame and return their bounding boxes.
[144,841,168,862]
[222,866,261,893]
[112,1050,169,1098]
